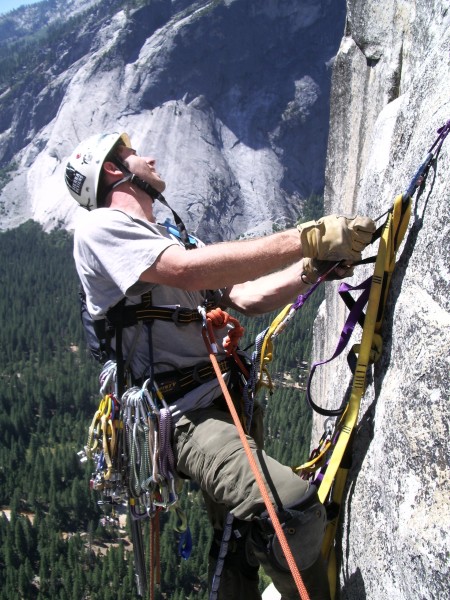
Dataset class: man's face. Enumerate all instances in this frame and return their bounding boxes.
[117,145,166,193]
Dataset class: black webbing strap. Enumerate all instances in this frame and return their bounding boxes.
[156,193,197,250]
[153,356,235,403]
[107,296,216,329]
[106,291,219,395]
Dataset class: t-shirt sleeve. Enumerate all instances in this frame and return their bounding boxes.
[78,209,178,296]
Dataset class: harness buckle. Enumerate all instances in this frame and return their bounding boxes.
[191,364,204,384]
[171,306,195,325]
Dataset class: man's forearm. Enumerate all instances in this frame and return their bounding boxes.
[144,229,302,290]
[141,214,376,292]
[223,261,311,316]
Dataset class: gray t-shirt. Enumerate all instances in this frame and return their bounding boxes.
[74,208,229,420]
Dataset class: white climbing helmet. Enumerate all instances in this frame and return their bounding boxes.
[65,132,131,210]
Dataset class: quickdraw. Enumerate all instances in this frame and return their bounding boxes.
[121,382,178,514]
[79,360,192,600]
[80,363,125,501]
[250,119,449,599]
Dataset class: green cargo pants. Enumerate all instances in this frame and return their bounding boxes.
[173,397,330,600]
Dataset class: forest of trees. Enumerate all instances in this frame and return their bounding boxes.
[0,220,323,599]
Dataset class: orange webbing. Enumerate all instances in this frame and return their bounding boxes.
[205,311,310,600]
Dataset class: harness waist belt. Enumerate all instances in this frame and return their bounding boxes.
[108,301,217,328]
[155,357,235,403]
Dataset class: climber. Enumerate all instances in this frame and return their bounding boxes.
[65,131,375,600]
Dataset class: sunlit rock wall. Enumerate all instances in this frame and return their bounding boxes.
[311,1,450,598]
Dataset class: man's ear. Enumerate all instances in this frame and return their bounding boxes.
[103,160,123,176]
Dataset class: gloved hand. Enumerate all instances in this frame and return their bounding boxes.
[297,215,376,262]
[301,258,355,285]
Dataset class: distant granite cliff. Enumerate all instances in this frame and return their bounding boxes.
[0,0,345,239]
[311,1,450,598]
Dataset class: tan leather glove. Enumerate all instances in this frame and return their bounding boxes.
[301,258,355,284]
[297,215,376,262]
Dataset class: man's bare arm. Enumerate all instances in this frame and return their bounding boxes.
[222,261,308,316]
[139,229,302,290]
[139,215,376,291]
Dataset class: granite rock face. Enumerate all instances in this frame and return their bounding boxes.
[310,1,450,598]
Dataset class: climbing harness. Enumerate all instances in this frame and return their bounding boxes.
[251,119,449,599]
[80,303,244,599]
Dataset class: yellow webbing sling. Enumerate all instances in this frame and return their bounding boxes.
[255,196,411,594]
[316,193,412,597]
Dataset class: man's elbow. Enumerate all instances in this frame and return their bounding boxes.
[226,291,270,316]
[140,258,208,291]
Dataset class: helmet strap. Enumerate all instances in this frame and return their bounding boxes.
[103,158,160,200]
[104,159,196,250]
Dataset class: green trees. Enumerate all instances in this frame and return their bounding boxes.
[0,221,103,598]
